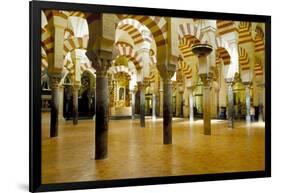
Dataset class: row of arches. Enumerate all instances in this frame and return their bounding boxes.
[40,10,266,160]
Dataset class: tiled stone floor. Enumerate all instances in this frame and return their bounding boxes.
[41,113,265,184]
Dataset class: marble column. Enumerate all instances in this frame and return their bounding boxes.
[86,50,111,160]
[157,62,176,144]
[58,84,65,121]
[226,81,234,128]
[176,85,181,117]
[179,91,184,118]
[245,83,251,123]
[216,89,220,118]
[152,93,157,120]
[87,90,92,114]
[72,85,79,125]
[49,75,61,137]
[159,79,164,117]
[130,90,135,119]
[188,88,194,122]
[138,82,145,127]
[176,84,184,117]
[95,72,109,159]
[163,78,173,144]
[257,84,264,122]
[201,75,212,135]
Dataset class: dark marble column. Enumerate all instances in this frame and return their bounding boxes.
[95,72,109,159]
[163,79,173,144]
[226,81,234,128]
[157,63,176,144]
[87,91,92,114]
[50,75,61,137]
[138,82,145,127]
[72,85,79,125]
[179,91,184,118]
[201,75,212,135]
[86,50,111,160]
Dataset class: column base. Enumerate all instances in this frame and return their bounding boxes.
[246,115,251,123]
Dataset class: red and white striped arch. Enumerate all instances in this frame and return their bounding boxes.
[178,23,204,59]
[215,37,231,65]
[150,55,157,65]
[178,58,192,79]
[63,37,88,56]
[116,41,133,49]
[239,21,252,44]
[116,44,142,70]
[117,18,153,45]
[80,63,95,77]
[41,52,48,72]
[117,15,167,47]
[41,28,53,55]
[109,65,134,77]
[216,20,237,36]
[239,46,250,71]
[254,57,263,77]
[255,26,265,52]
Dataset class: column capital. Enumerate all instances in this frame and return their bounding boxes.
[225,77,234,84]
[137,81,149,90]
[186,86,195,91]
[157,63,176,81]
[72,84,80,89]
[86,50,112,76]
[243,81,252,87]
[225,81,234,87]
[49,74,62,88]
[200,73,213,87]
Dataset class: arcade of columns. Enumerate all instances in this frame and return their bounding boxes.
[41,11,265,159]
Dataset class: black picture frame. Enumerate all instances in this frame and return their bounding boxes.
[29,0,271,192]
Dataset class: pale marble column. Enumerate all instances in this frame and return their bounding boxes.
[152,93,157,120]
[130,90,135,119]
[176,84,183,117]
[187,87,194,122]
[226,82,234,128]
[58,84,65,121]
[245,83,251,123]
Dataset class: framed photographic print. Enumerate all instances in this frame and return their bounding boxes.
[29,0,271,192]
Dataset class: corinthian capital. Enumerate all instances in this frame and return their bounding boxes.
[200,73,213,87]
[157,63,176,81]
[86,50,112,76]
